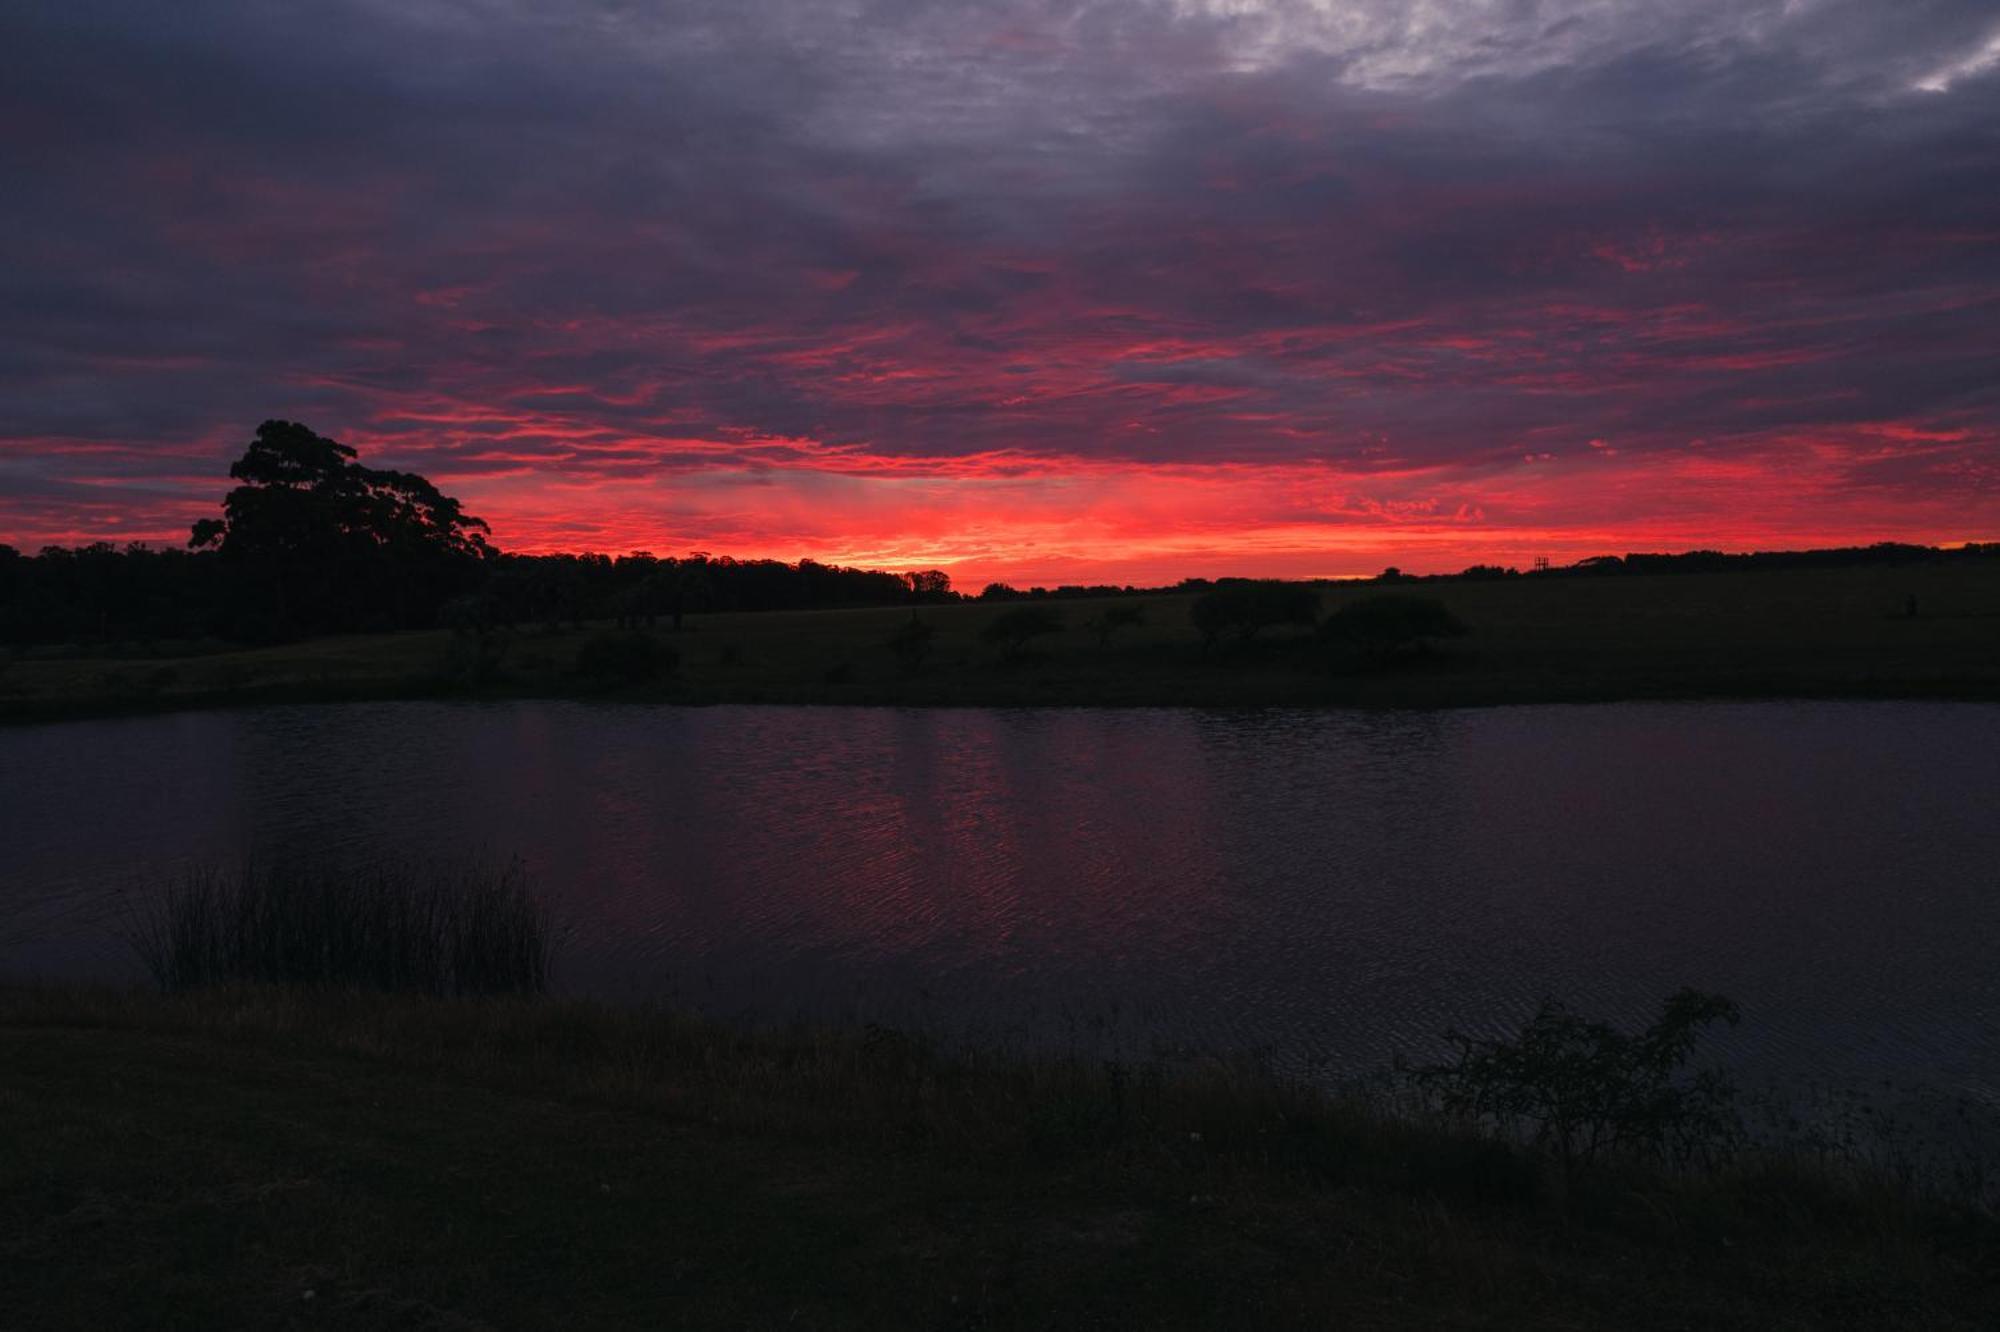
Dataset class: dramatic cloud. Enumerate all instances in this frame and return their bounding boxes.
[2,0,1996,582]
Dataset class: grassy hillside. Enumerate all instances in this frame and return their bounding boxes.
[5,561,2000,719]
[2,985,1995,1330]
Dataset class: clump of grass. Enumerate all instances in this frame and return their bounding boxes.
[130,860,553,996]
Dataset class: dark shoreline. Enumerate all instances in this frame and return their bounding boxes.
[8,670,2000,727]
[3,982,1995,1329]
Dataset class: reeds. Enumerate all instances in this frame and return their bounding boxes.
[130,860,553,996]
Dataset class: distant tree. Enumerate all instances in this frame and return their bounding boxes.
[1377,566,1406,582]
[1085,603,1146,647]
[440,592,513,686]
[886,612,937,674]
[979,582,1022,601]
[981,604,1063,660]
[904,569,953,602]
[661,558,716,631]
[0,544,19,644]
[1319,594,1467,661]
[1189,581,1319,652]
[575,629,677,687]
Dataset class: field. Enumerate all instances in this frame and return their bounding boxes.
[3,984,1996,1330]
[5,561,1999,720]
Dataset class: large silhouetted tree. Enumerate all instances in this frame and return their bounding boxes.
[190,420,493,638]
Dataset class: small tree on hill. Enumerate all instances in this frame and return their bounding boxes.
[1085,603,1146,648]
[440,592,512,686]
[1190,581,1319,652]
[886,613,937,674]
[981,605,1063,660]
[1319,594,1466,661]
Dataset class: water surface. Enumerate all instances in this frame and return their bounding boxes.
[4,700,1997,1098]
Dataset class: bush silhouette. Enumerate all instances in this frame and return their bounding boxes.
[885,613,937,674]
[981,605,1063,660]
[1190,581,1319,651]
[1085,603,1146,647]
[440,592,513,685]
[575,629,678,686]
[1409,989,1743,1173]
[1320,594,1466,660]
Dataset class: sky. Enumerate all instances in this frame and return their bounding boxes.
[2,0,1997,587]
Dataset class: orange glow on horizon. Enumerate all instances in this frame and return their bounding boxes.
[10,419,1990,591]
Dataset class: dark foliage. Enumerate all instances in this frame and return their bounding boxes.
[439,593,514,685]
[1410,989,1744,1172]
[1319,594,1468,659]
[979,582,1143,602]
[885,613,937,673]
[0,422,967,649]
[1085,603,1147,646]
[130,861,553,997]
[574,629,678,686]
[1190,580,1320,650]
[189,420,495,640]
[981,604,1064,659]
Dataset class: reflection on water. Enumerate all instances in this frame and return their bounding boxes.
[4,700,1999,1097]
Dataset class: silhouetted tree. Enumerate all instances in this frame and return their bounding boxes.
[1085,603,1146,647]
[981,604,1063,660]
[1190,581,1319,652]
[886,612,937,673]
[904,569,953,602]
[1319,594,1467,661]
[440,592,513,685]
[575,629,677,686]
[188,420,492,638]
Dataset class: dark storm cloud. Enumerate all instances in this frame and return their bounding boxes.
[1,0,1997,554]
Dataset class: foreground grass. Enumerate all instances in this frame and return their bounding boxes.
[5,561,2000,720]
[2,986,1994,1329]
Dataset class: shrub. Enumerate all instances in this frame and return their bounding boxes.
[981,605,1063,659]
[1409,989,1743,1173]
[885,614,937,673]
[130,861,554,997]
[1190,581,1319,651]
[1319,594,1466,660]
[574,629,677,686]
[1085,603,1146,647]
[440,592,513,685]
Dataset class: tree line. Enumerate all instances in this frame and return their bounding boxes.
[0,421,957,648]
[3,418,1995,649]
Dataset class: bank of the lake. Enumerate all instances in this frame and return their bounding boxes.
[3,984,1995,1330]
[5,563,2000,722]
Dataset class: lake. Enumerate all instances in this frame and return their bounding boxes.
[4,700,1998,1101]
